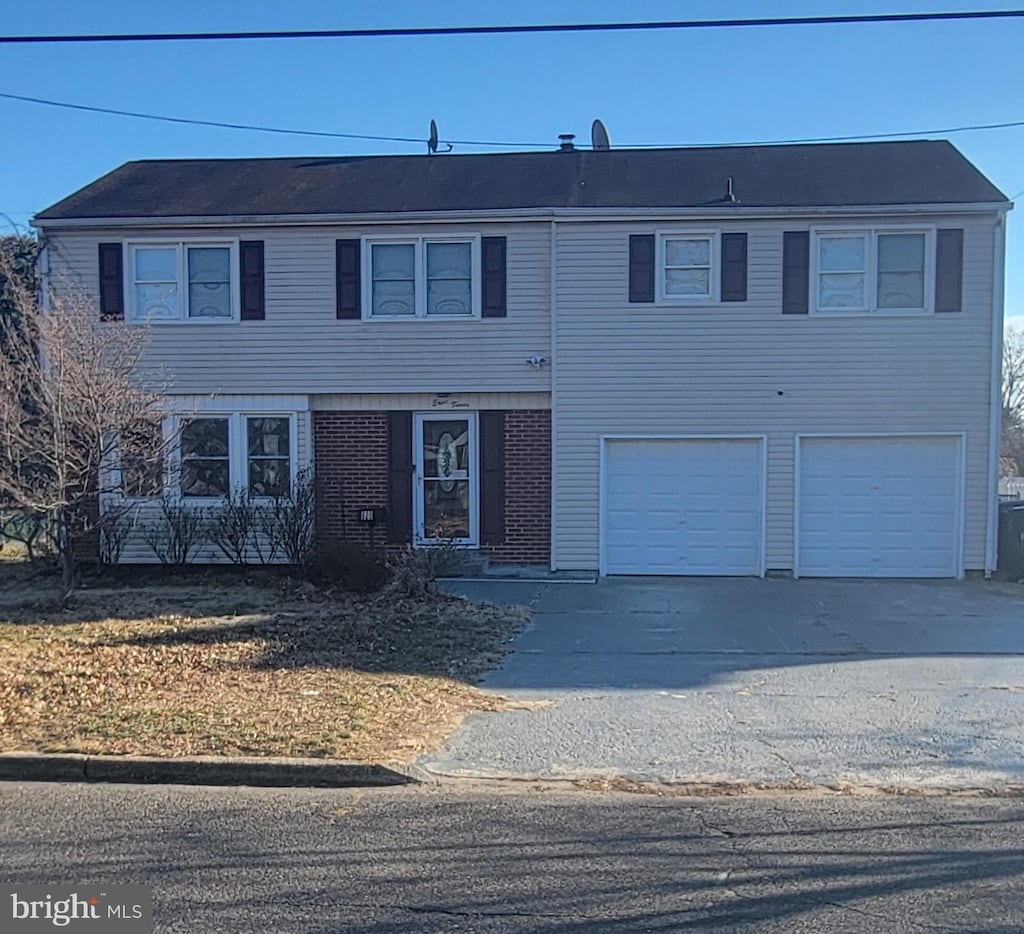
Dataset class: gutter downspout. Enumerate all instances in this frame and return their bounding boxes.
[549,219,558,571]
[986,210,1009,576]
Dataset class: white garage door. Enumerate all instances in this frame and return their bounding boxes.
[603,438,763,575]
[797,436,962,578]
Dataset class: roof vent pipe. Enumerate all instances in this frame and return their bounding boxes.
[558,133,576,152]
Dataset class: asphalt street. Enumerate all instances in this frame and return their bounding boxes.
[1,782,1022,932]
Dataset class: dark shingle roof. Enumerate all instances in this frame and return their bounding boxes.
[35,140,1007,220]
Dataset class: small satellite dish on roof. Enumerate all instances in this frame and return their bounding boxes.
[427,119,452,154]
[591,119,611,151]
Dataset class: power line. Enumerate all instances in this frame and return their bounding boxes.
[3,89,1024,151]
[1,10,1023,44]
[0,91,439,146]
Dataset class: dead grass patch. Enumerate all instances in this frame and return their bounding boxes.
[0,564,528,761]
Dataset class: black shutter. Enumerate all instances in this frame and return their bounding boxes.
[479,411,506,545]
[336,239,361,319]
[481,236,507,318]
[387,412,413,544]
[720,232,748,302]
[98,243,124,320]
[628,234,655,303]
[782,231,810,315]
[239,240,265,320]
[935,228,964,313]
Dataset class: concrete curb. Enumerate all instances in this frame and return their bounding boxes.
[0,753,427,788]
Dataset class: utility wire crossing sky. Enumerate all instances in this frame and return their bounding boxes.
[1,9,1023,43]
[1,90,1023,152]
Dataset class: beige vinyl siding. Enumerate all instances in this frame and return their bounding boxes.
[311,391,550,411]
[111,394,311,564]
[553,214,997,572]
[44,222,551,395]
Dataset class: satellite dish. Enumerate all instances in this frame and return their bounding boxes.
[426,119,452,154]
[591,118,611,151]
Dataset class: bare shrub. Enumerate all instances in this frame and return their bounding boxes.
[262,468,316,566]
[210,486,263,565]
[145,500,207,565]
[382,542,465,600]
[99,510,135,565]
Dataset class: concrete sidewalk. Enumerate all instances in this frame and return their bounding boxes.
[425,578,1024,789]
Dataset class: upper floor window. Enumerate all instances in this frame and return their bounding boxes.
[812,229,931,314]
[364,237,478,319]
[128,241,238,323]
[656,232,720,303]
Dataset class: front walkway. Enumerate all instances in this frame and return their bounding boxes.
[424,578,1024,788]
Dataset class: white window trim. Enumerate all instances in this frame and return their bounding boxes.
[412,411,479,546]
[125,239,240,325]
[361,234,481,320]
[655,230,721,305]
[810,226,935,316]
[172,412,298,503]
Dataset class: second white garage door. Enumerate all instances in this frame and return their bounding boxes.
[602,438,764,575]
[797,435,962,578]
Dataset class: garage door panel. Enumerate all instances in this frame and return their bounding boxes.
[603,438,763,576]
[798,436,960,578]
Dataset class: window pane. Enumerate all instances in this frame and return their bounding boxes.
[248,418,289,456]
[248,459,290,497]
[134,247,177,282]
[135,282,179,319]
[665,268,710,296]
[819,273,865,308]
[180,418,229,497]
[372,243,415,279]
[186,247,232,319]
[188,247,231,282]
[427,278,472,316]
[424,479,470,539]
[372,280,416,316]
[188,283,232,318]
[181,418,229,458]
[181,459,229,497]
[878,271,925,308]
[422,419,470,480]
[878,234,925,272]
[665,239,710,267]
[121,423,163,498]
[427,242,471,278]
[819,236,866,272]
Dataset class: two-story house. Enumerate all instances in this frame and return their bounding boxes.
[33,138,1011,578]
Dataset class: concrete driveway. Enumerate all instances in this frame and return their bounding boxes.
[422,578,1024,789]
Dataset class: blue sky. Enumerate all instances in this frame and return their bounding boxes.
[2,0,1021,324]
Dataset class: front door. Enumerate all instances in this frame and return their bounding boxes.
[413,413,478,544]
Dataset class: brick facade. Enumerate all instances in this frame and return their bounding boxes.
[313,412,391,552]
[313,409,551,566]
[480,410,551,566]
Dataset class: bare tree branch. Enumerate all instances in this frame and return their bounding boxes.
[0,251,172,595]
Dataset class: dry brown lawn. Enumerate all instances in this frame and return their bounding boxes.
[0,563,527,762]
